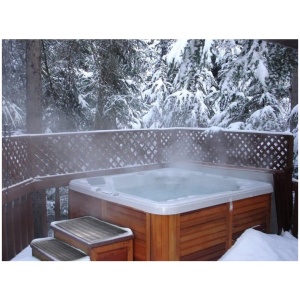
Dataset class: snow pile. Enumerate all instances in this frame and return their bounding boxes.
[219,228,298,261]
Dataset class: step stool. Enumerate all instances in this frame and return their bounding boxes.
[31,237,88,261]
[51,216,134,261]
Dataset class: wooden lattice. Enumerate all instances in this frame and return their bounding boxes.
[2,128,294,187]
[2,136,32,187]
[29,130,160,177]
[158,129,293,169]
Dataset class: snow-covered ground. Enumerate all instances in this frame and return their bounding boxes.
[10,228,298,261]
[5,227,298,300]
[219,228,298,261]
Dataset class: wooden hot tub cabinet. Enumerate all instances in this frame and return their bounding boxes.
[69,190,271,261]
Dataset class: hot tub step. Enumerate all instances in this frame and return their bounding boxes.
[50,216,134,260]
[30,237,88,261]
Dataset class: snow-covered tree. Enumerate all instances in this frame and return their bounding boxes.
[142,40,173,128]
[288,104,298,179]
[88,39,149,130]
[142,39,217,128]
[2,98,24,130]
[2,39,297,137]
[41,40,96,132]
[2,40,26,133]
[209,40,297,131]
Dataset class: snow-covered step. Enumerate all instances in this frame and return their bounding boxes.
[30,237,88,261]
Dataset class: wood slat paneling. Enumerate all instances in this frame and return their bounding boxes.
[179,204,228,260]
[181,243,227,261]
[103,202,148,261]
[232,195,271,243]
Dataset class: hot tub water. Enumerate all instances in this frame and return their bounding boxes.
[70,167,273,215]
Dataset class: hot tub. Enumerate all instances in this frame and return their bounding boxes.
[69,166,274,261]
[69,167,273,215]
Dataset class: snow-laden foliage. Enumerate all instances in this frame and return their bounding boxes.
[104,94,149,129]
[288,104,298,179]
[87,39,149,130]
[3,39,296,134]
[142,39,297,133]
[142,40,173,128]
[143,39,216,128]
[209,40,297,132]
[2,39,298,178]
[2,40,26,132]
[2,97,24,129]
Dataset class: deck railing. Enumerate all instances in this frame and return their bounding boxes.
[2,128,296,260]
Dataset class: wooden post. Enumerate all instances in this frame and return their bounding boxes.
[55,188,61,221]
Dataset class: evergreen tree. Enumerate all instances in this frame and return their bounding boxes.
[209,40,297,131]
[164,39,216,127]
[142,39,173,128]
[41,40,96,132]
[89,39,149,130]
[143,39,216,128]
[2,40,26,133]
[2,39,297,137]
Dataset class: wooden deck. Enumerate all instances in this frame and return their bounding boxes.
[2,128,296,261]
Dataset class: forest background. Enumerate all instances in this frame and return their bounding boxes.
[2,39,298,177]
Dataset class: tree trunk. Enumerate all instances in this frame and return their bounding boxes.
[26,40,42,133]
[291,67,298,109]
[290,67,298,131]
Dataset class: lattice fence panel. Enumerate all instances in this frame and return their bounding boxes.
[192,129,225,164]
[160,129,293,170]
[30,134,92,176]
[2,129,294,187]
[158,130,175,162]
[2,136,32,187]
[29,130,160,177]
[221,131,293,170]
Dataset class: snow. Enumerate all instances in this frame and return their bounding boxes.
[78,94,89,109]
[11,228,298,262]
[220,228,298,261]
[227,121,245,130]
[255,59,269,86]
[7,226,298,298]
[166,39,188,66]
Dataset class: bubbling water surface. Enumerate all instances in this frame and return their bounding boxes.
[117,179,236,202]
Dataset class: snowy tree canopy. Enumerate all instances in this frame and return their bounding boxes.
[2,39,298,178]
[2,39,297,134]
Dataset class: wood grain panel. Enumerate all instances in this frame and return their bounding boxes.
[179,204,228,260]
[232,194,271,243]
[181,243,226,261]
[150,214,180,260]
[101,201,148,261]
